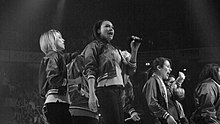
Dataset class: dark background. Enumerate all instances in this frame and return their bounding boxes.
[0,0,220,123]
[0,0,220,52]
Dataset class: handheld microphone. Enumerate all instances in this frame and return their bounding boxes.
[129,35,142,43]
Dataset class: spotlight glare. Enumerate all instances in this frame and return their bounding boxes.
[145,62,150,66]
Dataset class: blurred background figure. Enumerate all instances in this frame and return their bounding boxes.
[164,72,189,124]
[191,63,220,124]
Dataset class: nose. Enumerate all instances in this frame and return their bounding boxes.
[109,26,114,31]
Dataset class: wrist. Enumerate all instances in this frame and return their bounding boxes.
[128,108,136,115]
[163,112,170,120]
[166,115,171,120]
[130,60,136,63]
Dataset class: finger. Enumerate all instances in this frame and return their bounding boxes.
[93,106,98,112]
[134,116,140,121]
[96,100,100,107]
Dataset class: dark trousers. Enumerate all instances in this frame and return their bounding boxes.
[72,116,98,124]
[96,85,124,124]
[43,102,73,124]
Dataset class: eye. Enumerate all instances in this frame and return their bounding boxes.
[105,24,110,28]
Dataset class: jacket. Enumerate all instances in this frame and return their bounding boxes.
[191,78,220,124]
[83,40,136,85]
[143,75,170,124]
[166,83,188,124]
[38,51,78,98]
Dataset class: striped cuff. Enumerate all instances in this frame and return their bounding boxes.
[87,75,95,79]
[163,112,170,119]
[128,108,136,115]
[127,61,137,67]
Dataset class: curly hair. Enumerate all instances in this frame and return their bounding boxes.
[199,63,220,84]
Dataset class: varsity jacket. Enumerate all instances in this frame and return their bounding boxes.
[38,51,78,98]
[83,39,136,84]
[191,78,220,124]
[143,75,170,124]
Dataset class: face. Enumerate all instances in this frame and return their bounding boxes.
[98,21,114,41]
[54,32,65,50]
[159,60,172,80]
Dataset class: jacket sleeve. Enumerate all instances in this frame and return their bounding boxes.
[123,79,136,115]
[84,42,99,79]
[119,50,137,76]
[125,61,137,76]
[64,52,79,64]
[46,53,65,88]
[173,87,185,101]
[143,78,170,120]
[124,96,136,116]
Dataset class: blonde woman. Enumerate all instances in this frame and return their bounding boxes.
[38,29,78,124]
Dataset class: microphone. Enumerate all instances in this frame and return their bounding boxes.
[129,35,142,43]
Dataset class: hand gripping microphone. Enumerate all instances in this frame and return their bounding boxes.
[129,35,142,43]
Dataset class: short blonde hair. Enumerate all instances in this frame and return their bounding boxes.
[39,29,61,54]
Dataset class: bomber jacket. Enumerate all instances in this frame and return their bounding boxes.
[123,76,138,116]
[143,75,170,124]
[166,83,188,123]
[83,39,136,85]
[191,78,220,124]
[38,51,78,98]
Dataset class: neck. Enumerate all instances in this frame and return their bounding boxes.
[154,73,162,79]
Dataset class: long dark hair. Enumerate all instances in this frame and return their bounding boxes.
[147,57,172,80]
[199,63,220,84]
[90,19,109,41]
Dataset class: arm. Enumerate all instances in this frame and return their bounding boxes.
[175,72,185,88]
[88,78,99,112]
[84,42,99,112]
[173,87,185,101]
[123,80,141,122]
[120,50,136,75]
[170,72,186,101]
[125,40,141,75]
[130,40,141,64]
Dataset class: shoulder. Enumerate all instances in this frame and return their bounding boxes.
[86,40,101,48]
[197,80,217,94]
[46,51,58,57]
[46,51,63,62]
[146,76,157,85]
[143,76,158,93]
[84,40,106,53]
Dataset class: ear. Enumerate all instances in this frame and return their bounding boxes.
[97,29,101,34]
[157,65,161,70]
